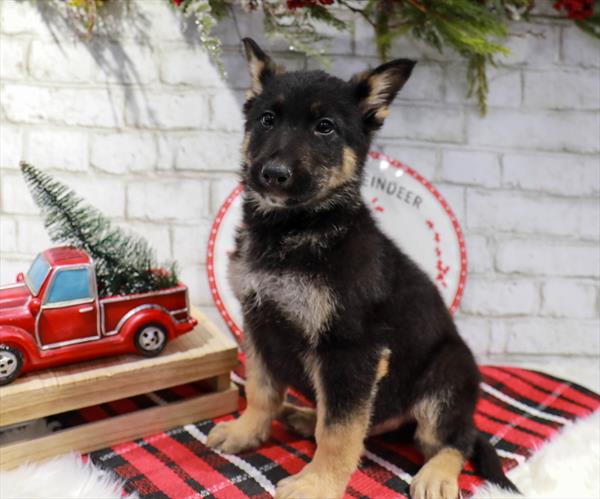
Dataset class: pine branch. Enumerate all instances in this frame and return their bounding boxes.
[20,162,178,297]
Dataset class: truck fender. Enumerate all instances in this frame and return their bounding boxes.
[0,325,38,368]
[119,306,175,343]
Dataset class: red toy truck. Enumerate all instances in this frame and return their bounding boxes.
[0,246,197,385]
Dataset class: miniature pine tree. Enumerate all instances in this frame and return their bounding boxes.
[20,161,178,297]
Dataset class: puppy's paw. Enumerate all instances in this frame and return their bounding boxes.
[410,467,460,499]
[275,466,347,499]
[279,403,317,438]
[206,418,268,454]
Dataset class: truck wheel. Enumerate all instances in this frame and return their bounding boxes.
[134,324,167,357]
[0,345,23,385]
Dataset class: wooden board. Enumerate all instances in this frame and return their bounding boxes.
[0,308,240,469]
[0,384,238,469]
[0,308,238,426]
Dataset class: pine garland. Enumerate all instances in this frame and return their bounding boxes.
[20,162,178,297]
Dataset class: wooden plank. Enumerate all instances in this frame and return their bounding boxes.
[0,384,238,470]
[0,308,239,426]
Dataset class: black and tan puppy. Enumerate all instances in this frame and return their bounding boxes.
[207,38,518,499]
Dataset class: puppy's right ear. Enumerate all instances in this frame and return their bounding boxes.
[242,38,283,99]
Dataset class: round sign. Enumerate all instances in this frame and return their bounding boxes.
[207,151,467,343]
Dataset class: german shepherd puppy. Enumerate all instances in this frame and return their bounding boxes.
[207,38,518,499]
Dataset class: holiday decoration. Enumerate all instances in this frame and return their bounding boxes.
[0,163,195,385]
[37,0,599,114]
[0,246,197,385]
[20,162,178,297]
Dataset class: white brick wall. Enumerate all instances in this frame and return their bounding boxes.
[1,0,598,363]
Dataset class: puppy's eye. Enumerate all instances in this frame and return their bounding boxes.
[315,118,335,135]
[260,111,275,129]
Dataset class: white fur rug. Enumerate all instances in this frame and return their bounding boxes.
[1,412,598,498]
[472,410,600,499]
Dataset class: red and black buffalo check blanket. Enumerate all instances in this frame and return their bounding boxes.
[71,365,599,499]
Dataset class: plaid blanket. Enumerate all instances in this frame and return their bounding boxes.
[80,365,599,499]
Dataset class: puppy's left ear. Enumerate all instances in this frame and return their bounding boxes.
[242,37,284,99]
[351,59,416,130]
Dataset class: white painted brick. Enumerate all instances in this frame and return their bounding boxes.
[0,257,31,284]
[160,46,224,87]
[461,276,539,316]
[446,65,522,108]
[541,279,598,319]
[454,316,490,357]
[210,174,240,215]
[1,173,39,214]
[119,220,172,262]
[179,262,213,306]
[467,190,597,240]
[90,132,156,173]
[17,218,51,254]
[382,105,465,144]
[55,174,127,218]
[523,69,600,110]
[467,108,599,153]
[441,150,500,187]
[29,39,96,82]
[491,318,600,355]
[499,23,559,65]
[0,217,16,252]
[377,145,438,181]
[397,63,444,102]
[124,0,189,42]
[354,17,459,61]
[307,54,379,80]
[127,179,209,222]
[503,153,600,196]
[212,8,289,51]
[210,90,244,133]
[95,43,159,85]
[496,239,600,277]
[0,36,28,79]
[1,85,125,128]
[465,234,493,273]
[175,132,241,171]
[0,125,23,169]
[0,0,52,36]
[156,134,176,171]
[26,129,88,172]
[562,26,600,68]
[125,91,209,130]
[434,183,465,223]
[172,220,212,265]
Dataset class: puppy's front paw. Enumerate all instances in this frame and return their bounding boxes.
[410,467,459,499]
[206,418,268,454]
[275,466,347,499]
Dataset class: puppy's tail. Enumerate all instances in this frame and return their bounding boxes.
[471,432,520,494]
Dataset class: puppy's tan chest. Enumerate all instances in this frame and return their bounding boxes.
[228,253,335,344]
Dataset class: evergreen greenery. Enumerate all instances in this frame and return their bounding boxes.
[20,162,178,297]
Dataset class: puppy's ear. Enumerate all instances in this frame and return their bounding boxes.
[242,37,284,99]
[351,59,416,130]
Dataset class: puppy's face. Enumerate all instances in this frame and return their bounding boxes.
[240,38,415,210]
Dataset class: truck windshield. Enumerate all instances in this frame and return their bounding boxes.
[26,254,50,296]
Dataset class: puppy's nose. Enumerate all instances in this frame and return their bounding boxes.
[260,163,292,188]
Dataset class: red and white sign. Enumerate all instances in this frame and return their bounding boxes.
[207,151,467,343]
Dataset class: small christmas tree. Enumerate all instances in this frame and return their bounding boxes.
[20,162,178,297]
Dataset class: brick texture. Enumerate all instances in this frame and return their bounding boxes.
[0,0,598,363]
